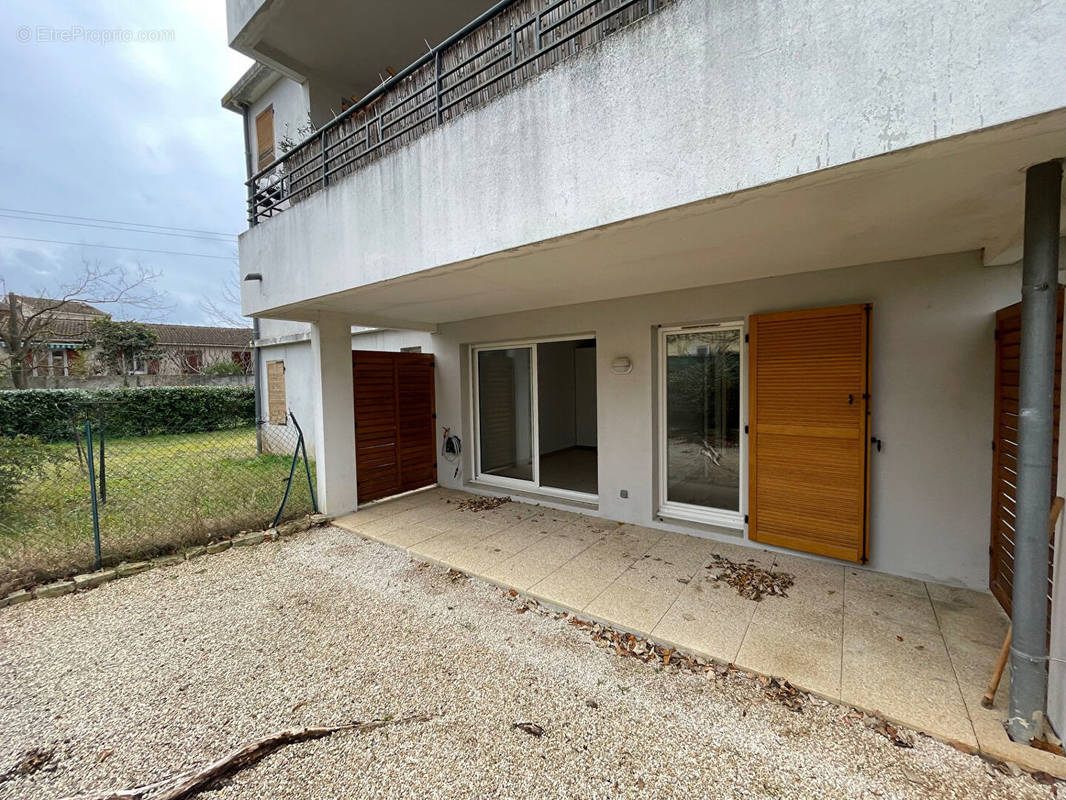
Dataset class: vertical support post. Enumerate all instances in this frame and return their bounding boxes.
[85,421,102,570]
[247,178,256,227]
[253,317,263,455]
[98,419,106,505]
[1010,158,1063,743]
[435,50,443,126]
[309,314,357,515]
[321,130,329,187]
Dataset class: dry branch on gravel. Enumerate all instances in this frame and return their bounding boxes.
[61,715,435,800]
[705,553,794,601]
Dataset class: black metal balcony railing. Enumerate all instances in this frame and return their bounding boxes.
[246,0,671,225]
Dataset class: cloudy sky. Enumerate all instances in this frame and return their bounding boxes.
[0,0,253,324]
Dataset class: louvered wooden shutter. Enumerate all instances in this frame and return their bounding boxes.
[353,351,437,503]
[989,292,1062,616]
[748,304,872,562]
[255,106,275,171]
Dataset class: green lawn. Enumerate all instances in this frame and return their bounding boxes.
[0,427,316,593]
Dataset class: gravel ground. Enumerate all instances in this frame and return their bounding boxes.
[0,526,1057,800]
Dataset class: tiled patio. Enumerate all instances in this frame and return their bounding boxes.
[334,486,1066,777]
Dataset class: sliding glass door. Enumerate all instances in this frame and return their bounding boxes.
[473,337,598,499]
[658,323,744,527]
[476,348,533,482]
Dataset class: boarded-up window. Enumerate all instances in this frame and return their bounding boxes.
[255,106,275,171]
[266,360,287,425]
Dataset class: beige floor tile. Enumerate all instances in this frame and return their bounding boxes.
[332,514,397,543]
[931,589,1010,650]
[652,578,759,663]
[768,553,845,610]
[479,524,551,554]
[841,613,975,747]
[750,593,842,635]
[378,522,447,548]
[449,539,521,577]
[409,530,479,563]
[528,556,632,611]
[844,566,928,598]
[844,584,939,633]
[736,615,842,700]
[585,582,677,633]
[481,536,592,590]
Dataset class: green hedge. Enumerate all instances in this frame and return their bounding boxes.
[0,387,255,441]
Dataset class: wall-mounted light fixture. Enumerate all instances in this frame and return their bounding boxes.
[611,356,633,375]
[243,273,263,282]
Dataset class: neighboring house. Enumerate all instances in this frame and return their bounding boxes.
[224,0,1066,739]
[0,295,105,378]
[0,294,253,379]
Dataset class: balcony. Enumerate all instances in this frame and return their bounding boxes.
[245,0,671,225]
[238,0,1066,325]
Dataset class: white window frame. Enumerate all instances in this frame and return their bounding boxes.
[657,321,746,530]
[470,334,598,503]
[46,348,69,377]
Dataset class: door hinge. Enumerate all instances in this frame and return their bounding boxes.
[744,514,749,524]
[744,333,750,343]
[744,424,749,434]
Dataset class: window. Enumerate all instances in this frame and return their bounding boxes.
[472,337,597,499]
[181,350,203,374]
[46,348,69,377]
[255,106,275,171]
[128,354,148,375]
[232,350,252,372]
[658,323,744,528]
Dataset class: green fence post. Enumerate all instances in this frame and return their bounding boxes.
[98,419,106,505]
[85,421,102,570]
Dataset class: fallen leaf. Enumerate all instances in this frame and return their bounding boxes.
[513,721,544,737]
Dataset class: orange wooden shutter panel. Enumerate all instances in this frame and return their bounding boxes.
[255,106,275,171]
[748,304,872,562]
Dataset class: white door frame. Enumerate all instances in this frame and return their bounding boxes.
[470,334,598,503]
[657,321,746,529]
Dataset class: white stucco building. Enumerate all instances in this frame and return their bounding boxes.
[224,0,1066,744]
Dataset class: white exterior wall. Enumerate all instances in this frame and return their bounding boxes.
[257,325,433,454]
[240,0,1066,317]
[247,74,309,170]
[424,250,1021,589]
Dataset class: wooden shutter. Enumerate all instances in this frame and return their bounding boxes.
[748,304,872,562]
[266,360,287,425]
[255,106,275,171]
[989,292,1063,615]
[353,351,437,503]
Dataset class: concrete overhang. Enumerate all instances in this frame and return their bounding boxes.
[243,112,1066,328]
[226,0,497,99]
[221,62,281,114]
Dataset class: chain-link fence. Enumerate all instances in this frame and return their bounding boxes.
[0,407,316,595]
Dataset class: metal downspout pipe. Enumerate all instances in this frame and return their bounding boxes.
[1009,158,1063,743]
[240,100,264,455]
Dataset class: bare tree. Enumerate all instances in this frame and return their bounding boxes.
[199,273,247,328]
[0,261,166,389]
